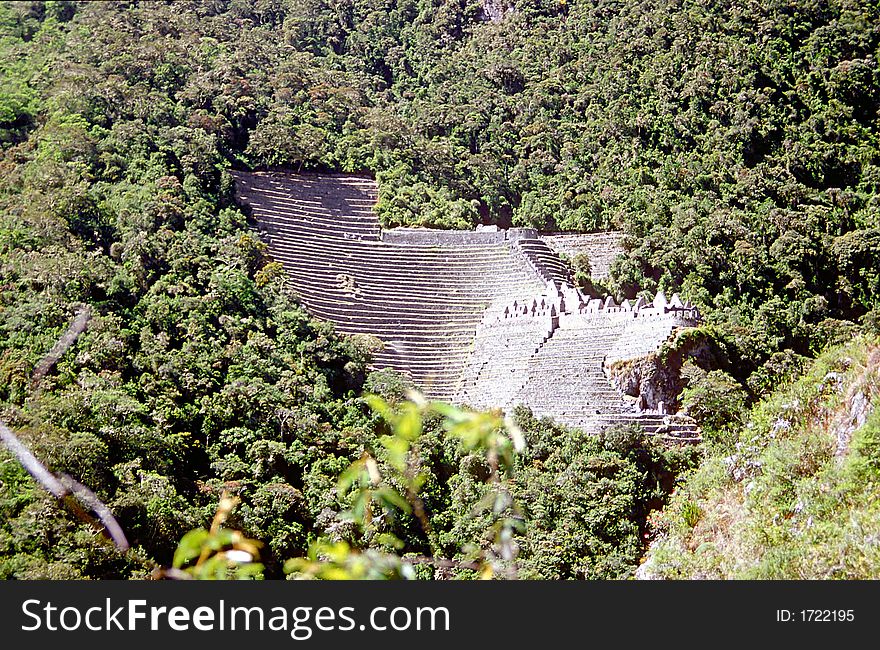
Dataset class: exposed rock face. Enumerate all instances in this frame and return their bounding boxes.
[833,348,880,458]
[235,170,701,440]
[607,354,683,414]
[481,0,508,23]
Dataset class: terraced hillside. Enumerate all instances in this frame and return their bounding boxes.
[232,171,546,399]
[234,171,701,439]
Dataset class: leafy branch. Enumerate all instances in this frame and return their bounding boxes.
[161,492,264,580]
[285,391,527,580]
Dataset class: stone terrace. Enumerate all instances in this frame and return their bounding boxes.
[234,171,701,440]
[233,171,545,400]
[458,286,701,440]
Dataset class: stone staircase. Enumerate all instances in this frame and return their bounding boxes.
[512,237,574,286]
[454,292,560,409]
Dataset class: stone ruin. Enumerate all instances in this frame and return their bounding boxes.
[456,285,700,439]
[233,170,701,441]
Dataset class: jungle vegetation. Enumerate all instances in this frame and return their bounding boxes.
[0,0,878,578]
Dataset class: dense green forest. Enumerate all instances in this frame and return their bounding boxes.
[0,0,878,578]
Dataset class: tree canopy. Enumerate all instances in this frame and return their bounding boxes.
[0,0,878,579]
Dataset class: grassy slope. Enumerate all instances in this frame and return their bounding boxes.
[641,336,880,579]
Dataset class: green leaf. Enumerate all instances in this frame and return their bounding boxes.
[396,404,423,440]
[173,528,210,568]
[380,433,410,471]
[376,532,405,550]
[338,458,368,494]
[375,487,411,514]
[365,394,391,419]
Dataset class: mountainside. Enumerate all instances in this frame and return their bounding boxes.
[5,0,877,396]
[640,336,880,579]
[0,0,878,579]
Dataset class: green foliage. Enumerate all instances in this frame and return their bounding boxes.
[171,493,264,580]
[278,396,693,580]
[284,540,414,580]
[510,414,697,579]
[569,252,591,283]
[0,1,383,576]
[1,0,876,581]
[681,370,749,444]
[679,500,703,530]
[643,337,880,579]
[286,394,524,579]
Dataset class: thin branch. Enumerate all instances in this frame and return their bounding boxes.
[150,567,192,580]
[30,304,93,391]
[2,303,130,549]
[58,474,130,551]
[0,421,130,551]
[404,450,437,551]
[0,421,66,497]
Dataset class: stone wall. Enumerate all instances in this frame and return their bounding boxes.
[381,226,541,246]
[381,228,508,246]
[603,292,699,366]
